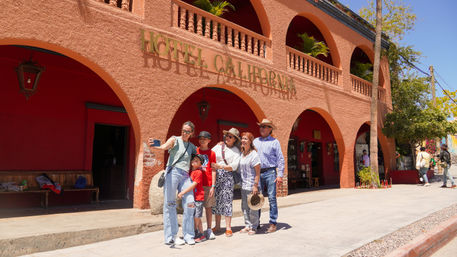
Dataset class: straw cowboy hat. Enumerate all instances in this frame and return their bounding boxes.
[247,193,265,211]
[223,127,241,141]
[257,118,276,130]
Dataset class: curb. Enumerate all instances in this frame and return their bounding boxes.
[0,222,163,257]
[386,214,457,257]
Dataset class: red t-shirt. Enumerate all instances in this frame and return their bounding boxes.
[190,169,204,201]
[197,148,216,187]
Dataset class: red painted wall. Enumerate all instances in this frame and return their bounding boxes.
[289,110,339,185]
[0,45,127,171]
[167,88,260,150]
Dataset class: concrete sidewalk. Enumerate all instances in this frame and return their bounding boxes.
[0,187,358,256]
[8,183,457,257]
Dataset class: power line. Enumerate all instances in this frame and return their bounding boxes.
[398,54,457,105]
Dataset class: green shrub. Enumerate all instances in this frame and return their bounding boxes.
[358,167,380,187]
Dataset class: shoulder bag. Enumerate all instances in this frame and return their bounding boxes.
[158,140,190,188]
[221,144,241,186]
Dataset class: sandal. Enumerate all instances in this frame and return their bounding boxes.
[212,227,221,233]
[240,227,250,233]
[248,229,256,236]
[225,229,233,237]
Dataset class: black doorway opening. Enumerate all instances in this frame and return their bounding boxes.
[92,124,128,200]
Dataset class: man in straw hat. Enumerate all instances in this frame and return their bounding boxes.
[253,118,285,233]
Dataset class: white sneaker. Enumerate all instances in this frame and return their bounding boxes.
[174,237,185,246]
[186,239,195,245]
[424,183,431,187]
[206,229,216,240]
[420,177,423,182]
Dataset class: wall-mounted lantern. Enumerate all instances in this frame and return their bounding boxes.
[16,59,45,100]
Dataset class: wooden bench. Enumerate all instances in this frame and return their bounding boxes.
[0,171,99,208]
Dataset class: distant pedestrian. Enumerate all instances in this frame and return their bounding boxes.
[439,144,455,188]
[416,147,431,187]
[361,150,370,168]
[253,119,285,233]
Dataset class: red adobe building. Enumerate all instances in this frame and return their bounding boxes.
[0,0,394,209]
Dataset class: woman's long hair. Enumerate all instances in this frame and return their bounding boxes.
[241,132,257,154]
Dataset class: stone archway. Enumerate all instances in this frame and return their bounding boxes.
[0,42,139,207]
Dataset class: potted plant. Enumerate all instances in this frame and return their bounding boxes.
[295,32,329,58]
[351,61,373,81]
[192,0,235,39]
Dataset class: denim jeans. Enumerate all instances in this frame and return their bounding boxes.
[443,165,455,186]
[419,167,429,183]
[241,189,260,230]
[163,166,195,243]
[260,168,278,225]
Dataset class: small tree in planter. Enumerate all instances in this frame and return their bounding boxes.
[295,32,329,58]
[358,166,381,188]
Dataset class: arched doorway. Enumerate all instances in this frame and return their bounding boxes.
[354,123,386,183]
[0,45,136,207]
[287,110,341,190]
[167,87,261,146]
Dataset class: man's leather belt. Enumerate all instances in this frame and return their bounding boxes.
[260,167,276,173]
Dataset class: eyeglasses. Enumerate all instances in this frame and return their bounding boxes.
[226,135,234,139]
[182,130,192,134]
[260,125,272,129]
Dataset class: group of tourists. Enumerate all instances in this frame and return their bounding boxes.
[416,144,454,188]
[149,118,285,246]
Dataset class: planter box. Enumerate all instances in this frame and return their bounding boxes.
[390,169,434,184]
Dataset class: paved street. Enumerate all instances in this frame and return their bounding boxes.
[22,183,457,257]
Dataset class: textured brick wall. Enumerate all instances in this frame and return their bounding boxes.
[0,0,394,209]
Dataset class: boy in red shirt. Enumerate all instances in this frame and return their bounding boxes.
[178,154,206,243]
[196,131,217,240]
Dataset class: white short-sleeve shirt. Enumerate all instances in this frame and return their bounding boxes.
[239,150,261,190]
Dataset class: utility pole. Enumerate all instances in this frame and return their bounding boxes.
[430,66,436,106]
[429,65,441,170]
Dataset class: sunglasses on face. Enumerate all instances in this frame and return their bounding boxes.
[182,130,192,134]
[226,135,234,139]
[260,125,272,129]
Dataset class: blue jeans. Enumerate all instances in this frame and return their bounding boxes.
[260,169,278,225]
[419,167,429,183]
[443,165,455,186]
[163,166,195,243]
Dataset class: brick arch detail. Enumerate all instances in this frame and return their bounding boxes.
[288,107,346,179]
[286,13,341,68]
[355,121,393,177]
[351,44,386,88]
[250,0,271,38]
[0,38,141,152]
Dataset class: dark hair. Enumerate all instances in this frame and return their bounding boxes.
[241,132,257,154]
[420,147,426,151]
[442,144,448,150]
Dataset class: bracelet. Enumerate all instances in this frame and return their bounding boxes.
[211,185,216,187]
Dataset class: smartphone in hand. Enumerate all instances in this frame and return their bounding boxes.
[149,139,161,147]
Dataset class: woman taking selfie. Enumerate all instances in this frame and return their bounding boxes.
[149,121,197,245]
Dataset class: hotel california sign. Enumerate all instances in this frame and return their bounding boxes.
[140,29,296,97]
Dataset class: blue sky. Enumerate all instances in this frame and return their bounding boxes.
[339,0,457,97]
